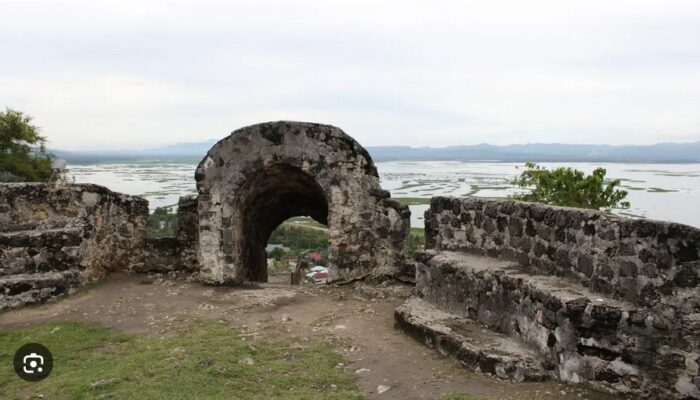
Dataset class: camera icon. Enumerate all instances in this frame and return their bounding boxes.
[13,343,53,382]
[22,353,45,374]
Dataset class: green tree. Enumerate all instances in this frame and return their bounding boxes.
[0,108,53,182]
[269,247,287,261]
[146,207,178,237]
[510,162,630,210]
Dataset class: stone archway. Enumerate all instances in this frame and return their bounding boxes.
[195,121,410,284]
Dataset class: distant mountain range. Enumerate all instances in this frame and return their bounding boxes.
[53,140,700,164]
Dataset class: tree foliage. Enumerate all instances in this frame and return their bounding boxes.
[146,207,177,237]
[0,108,53,182]
[268,225,328,252]
[511,162,630,210]
[267,224,329,266]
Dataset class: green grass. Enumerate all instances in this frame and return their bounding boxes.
[409,227,424,236]
[0,320,364,400]
[395,197,431,205]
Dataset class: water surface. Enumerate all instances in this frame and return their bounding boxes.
[68,161,700,229]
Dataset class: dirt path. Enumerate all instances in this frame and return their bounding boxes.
[0,274,619,400]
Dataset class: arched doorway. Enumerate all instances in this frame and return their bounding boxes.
[195,121,410,284]
[235,164,328,282]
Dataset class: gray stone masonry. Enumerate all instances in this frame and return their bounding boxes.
[195,121,410,284]
[0,183,148,309]
[398,196,700,399]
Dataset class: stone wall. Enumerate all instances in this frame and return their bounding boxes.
[425,196,700,309]
[415,196,700,398]
[138,195,199,273]
[175,195,199,271]
[1,183,148,309]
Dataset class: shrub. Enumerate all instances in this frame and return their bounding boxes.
[511,162,630,210]
[0,108,53,182]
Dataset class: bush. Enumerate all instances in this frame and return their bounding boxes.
[146,207,177,237]
[511,162,630,210]
[267,224,329,266]
[406,228,425,258]
[0,108,53,182]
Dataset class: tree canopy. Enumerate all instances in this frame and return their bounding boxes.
[0,108,53,182]
[511,162,630,210]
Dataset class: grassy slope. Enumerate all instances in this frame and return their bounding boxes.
[0,320,488,400]
[0,320,364,400]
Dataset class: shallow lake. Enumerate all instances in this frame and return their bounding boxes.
[67,161,700,229]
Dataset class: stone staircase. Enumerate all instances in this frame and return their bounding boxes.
[395,296,553,382]
[0,227,86,310]
[0,183,148,311]
[397,197,700,399]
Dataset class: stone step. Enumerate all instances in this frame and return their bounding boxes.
[0,228,84,276]
[0,227,84,247]
[415,250,694,398]
[395,297,555,382]
[0,270,82,310]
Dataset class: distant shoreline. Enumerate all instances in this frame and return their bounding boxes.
[53,140,700,164]
[59,156,700,165]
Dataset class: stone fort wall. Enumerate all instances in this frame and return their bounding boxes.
[0,183,148,309]
[417,196,700,398]
[425,196,700,308]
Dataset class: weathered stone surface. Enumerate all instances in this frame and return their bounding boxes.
[138,196,200,273]
[194,121,409,284]
[175,195,199,271]
[408,196,700,399]
[412,250,698,397]
[0,271,82,309]
[0,228,83,276]
[0,183,147,309]
[425,197,700,309]
[395,297,554,382]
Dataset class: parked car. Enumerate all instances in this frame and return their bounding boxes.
[309,271,328,284]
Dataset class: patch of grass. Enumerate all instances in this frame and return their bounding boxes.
[310,315,339,327]
[646,187,678,193]
[396,183,425,190]
[395,197,431,205]
[0,320,364,400]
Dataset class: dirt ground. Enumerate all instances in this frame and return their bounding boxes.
[0,273,622,400]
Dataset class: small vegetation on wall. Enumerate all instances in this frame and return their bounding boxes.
[0,108,54,182]
[511,162,630,210]
[406,228,426,257]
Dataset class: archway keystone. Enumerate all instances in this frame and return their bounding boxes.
[195,121,410,284]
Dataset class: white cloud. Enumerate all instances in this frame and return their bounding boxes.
[0,0,698,149]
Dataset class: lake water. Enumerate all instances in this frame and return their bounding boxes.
[67,161,700,229]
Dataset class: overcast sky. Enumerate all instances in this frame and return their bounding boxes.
[1,0,699,150]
